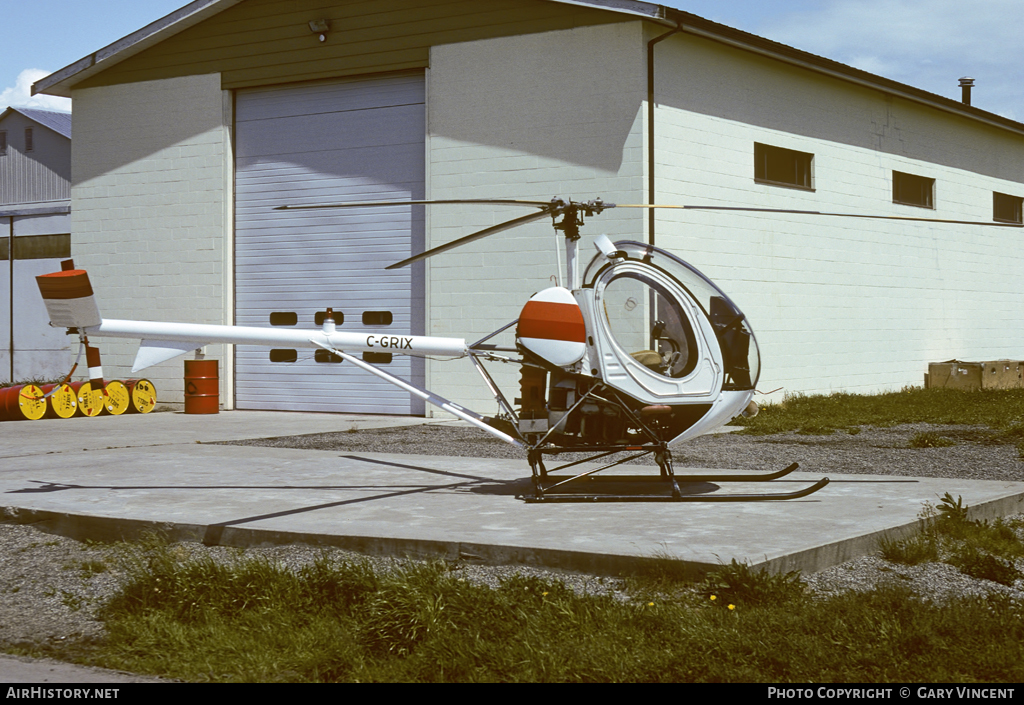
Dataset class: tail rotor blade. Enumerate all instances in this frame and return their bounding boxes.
[386,209,553,270]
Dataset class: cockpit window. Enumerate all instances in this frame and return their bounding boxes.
[585,241,760,390]
[602,273,698,379]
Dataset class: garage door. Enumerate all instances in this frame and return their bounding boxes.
[234,72,425,414]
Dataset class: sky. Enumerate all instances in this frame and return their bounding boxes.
[1,0,1021,120]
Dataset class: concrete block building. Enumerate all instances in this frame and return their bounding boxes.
[33,0,1024,415]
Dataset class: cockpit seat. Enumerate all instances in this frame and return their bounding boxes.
[630,350,662,371]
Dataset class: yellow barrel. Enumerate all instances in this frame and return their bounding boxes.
[41,383,78,419]
[102,380,131,415]
[0,384,47,421]
[71,381,104,417]
[124,379,157,413]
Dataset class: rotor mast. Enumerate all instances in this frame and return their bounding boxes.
[550,197,609,290]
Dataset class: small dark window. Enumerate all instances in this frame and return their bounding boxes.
[0,131,7,155]
[24,128,33,152]
[754,143,813,190]
[993,192,1023,224]
[363,352,392,364]
[314,349,343,363]
[269,349,298,363]
[315,310,344,325]
[269,312,298,326]
[362,311,393,326]
[893,171,934,209]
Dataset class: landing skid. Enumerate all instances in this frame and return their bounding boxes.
[520,447,829,503]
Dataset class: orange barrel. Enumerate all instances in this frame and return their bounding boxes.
[69,381,104,417]
[0,386,11,420]
[184,360,219,414]
[102,380,131,415]
[0,384,47,421]
[123,379,157,414]
[41,383,78,419]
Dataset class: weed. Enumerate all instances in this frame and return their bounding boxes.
[700,559,806,607]
[880,494,1024,587]
[60,591,84,612]
[909,432,956,448]
[623,550,702,597]
[937,492,969,524]
[79,559,108,578]
[878,532,938,565]
[948,546,1022,586]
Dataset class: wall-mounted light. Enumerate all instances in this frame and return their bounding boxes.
[309,19,330,42]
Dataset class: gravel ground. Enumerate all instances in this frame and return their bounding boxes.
[2,422,1023,676]
[226,421,1024,481]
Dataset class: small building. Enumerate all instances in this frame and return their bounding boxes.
[32,0,1024,413]
[0,107,72,383]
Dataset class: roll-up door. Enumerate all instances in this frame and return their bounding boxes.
[234,72,425,413]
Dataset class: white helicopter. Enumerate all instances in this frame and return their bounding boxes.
[35,196,1017,502]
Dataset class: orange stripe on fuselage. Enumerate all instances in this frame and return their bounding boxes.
[517,301,586,342]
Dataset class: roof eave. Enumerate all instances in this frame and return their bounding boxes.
[32,0,1024,138]
[33,0,668,98]
[663,8,1024,138]
[33,0,245,98]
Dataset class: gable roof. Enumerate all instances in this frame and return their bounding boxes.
[30,0,1024,138]
[0,107,72,139]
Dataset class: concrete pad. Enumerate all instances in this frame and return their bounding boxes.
[3,411,1024,576]
[0,409,453,456]
[0,653,169,684]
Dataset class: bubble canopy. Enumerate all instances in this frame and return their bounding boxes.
[583,241,760,392]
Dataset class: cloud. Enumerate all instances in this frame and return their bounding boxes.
[0,68,71,113]
[758,0,1023,117]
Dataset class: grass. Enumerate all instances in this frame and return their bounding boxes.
[11,529,1019,683]
[878,494,1024,586]
[735,387,1024,456]
[10,388,1024,681]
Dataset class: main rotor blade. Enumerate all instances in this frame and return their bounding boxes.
[386,209,553,270]
[614,204,1024,227]
[274,198,553,211]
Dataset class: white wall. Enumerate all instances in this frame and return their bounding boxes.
[9,212,74,381]
[651,33,1024,396]
[71,74,233,405]
[426,22,648,413]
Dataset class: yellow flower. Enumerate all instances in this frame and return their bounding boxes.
[728,604,735,611]
[648,602,654,607]
[709,595,716,601]
[542,592,548,596]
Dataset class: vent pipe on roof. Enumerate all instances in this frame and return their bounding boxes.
[959,77,975,106]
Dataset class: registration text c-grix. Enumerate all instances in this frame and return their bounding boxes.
[365,335,413,349]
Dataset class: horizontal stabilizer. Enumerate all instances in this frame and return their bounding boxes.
[133,340,208,372]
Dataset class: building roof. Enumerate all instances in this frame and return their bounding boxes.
[30,0,1024,138]
[0,106,72,139]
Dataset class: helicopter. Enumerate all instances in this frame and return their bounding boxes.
[35,196,1019,502]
